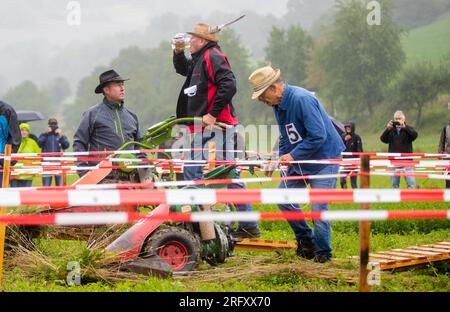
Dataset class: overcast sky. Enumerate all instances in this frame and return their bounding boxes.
[0,0,288,47]
[0,0,292,91]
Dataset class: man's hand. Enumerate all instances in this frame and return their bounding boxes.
[45,127,52,134]
[202,114,217,127]
[55,128,62,137]
[344,134,352,141]
[398,120,406,128]
[263,161,278,177]
[279,153,294,164]
[387,120,394,130]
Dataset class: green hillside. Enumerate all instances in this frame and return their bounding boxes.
[403,14,450,64]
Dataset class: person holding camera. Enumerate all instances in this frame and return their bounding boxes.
[38,118,70,186]
[340,121,363,189]
[380,111,418,189]
[438,121,450,188]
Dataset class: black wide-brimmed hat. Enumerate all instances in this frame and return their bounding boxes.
[94,69,129,94]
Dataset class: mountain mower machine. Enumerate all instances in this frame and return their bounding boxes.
[44,117,247,276]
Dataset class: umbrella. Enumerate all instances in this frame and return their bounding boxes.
[17,110,45,123]
[329,117,345,136]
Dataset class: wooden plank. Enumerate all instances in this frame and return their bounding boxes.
[369,258,392,264]
[365,241,450,271]
[401,249,440,256]
[379,259,430,270]
[429,244,450,251]
[385,251,427,259]
[370,253,410,261]
[434,243,450,250]
[378,251,421,259]
[369,255,397,263]
[411,246,450,254]
[395,250,435,258]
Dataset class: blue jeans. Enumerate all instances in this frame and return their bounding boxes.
[42,175,63,187]
[277,164,339,258]
[391,166,416,189]
[10,179,33,187]
[184,126,258,231]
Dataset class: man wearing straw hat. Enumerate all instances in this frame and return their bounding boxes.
[248,65,345,263]
[171,22,260,239]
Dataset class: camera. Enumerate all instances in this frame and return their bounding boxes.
[391,120,401,127]
[50,124,59,133]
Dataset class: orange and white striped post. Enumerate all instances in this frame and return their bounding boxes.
[0,144,12,288]
[208,141,216,170]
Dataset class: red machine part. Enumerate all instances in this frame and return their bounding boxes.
[105,203,170,261]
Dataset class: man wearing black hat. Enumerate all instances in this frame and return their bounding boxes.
[38,118,70,186]
[73,70,142,176]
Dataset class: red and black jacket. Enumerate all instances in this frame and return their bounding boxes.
[173,41,238,128]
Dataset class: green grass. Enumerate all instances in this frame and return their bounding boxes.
[403,14,450,65]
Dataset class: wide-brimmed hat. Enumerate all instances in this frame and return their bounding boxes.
[187,23,218,43]
[94,69,129,94]
[248,65,281,100]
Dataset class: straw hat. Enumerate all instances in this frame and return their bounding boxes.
[187,23,218,42]
[248,65,281,100]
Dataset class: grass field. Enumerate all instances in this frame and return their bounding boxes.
[403,14,450,65]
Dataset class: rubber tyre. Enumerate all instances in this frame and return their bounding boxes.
[143,226,201,272]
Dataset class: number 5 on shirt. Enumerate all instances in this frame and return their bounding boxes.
[285,123,302,144]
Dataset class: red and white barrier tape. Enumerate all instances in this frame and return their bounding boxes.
[6,159,450,173]
[10,173,352,191]
[342,152,450,159]
[0,210,448,226]
[0,188,449,207]
[2,149,450,159]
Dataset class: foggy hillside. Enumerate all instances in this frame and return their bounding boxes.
[0,0,337,93]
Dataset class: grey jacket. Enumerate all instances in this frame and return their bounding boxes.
[73,98,142,154]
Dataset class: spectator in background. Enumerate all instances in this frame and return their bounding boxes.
[0,101,21,186]
[340,121,363,189]
[38,118,70,186]
[438,121,450,188]
[11,123,40,187]
[380,110,418,189]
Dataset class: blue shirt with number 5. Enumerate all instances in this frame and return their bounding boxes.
[273,83,345,175]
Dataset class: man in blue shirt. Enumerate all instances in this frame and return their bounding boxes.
[249,65,345,263]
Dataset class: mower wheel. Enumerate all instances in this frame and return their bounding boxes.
[143,226,201,272]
